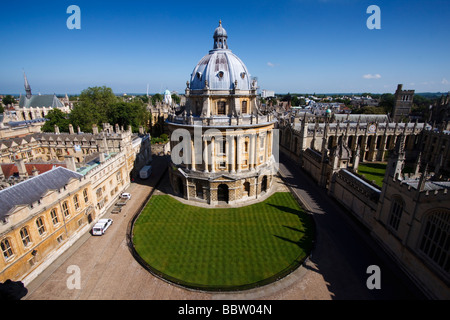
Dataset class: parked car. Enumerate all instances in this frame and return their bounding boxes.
[92,219,113,236]
[120,193,131,199]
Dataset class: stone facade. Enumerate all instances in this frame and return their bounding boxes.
[167,22,277,205]
[0,123,152,284]
[279,111,450,299]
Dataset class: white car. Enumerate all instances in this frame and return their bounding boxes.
[92,219,113,236]
[120,193,131,199]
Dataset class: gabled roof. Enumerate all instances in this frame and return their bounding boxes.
[18,94,64,109]
[0,167,83,219]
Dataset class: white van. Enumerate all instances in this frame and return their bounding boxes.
[139,165,152,179]
[92,219,113,236]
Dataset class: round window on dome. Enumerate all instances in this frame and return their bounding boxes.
[240,72,246,79]
[196,72,202,80]
[218,71,224,79]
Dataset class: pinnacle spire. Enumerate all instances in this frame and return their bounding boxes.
[23,71,32,99]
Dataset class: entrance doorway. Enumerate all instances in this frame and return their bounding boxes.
[261,176,268,193]
[217,184,229,203]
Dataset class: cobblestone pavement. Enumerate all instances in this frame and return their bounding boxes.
[24,155,424,300]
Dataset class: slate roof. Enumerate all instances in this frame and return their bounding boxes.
[0,167,83,219]
[402,179,450,191]
[18,94,64,109]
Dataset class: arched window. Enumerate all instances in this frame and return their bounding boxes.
[73,194,80,210]
[388,196,403,231]
[419,210,449,276]
[1,238,14,260]
[83,189,89,203]
[36,217,46,236]
[20,227,32,247]
[62,201,70,218]
[50,208,59,225]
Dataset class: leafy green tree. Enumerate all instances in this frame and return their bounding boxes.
[2,95,16,106]
[107,100,150,133]
[151,93,163,106]
[41,109,70,132]
[0,103,4,114]
[171,94,181,105]
[378,93,395,114]
[69,86,118,132]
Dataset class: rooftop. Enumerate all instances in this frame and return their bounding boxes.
[0,166,83,219]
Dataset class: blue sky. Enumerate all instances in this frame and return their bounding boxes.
[1,0,449,95]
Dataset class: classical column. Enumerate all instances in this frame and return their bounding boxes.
[250,134,256,171]
[191,140,196,171]
[203,139,209,173]
[230,135,236,173]
[211,137,216,173]
[236,135,242,173]
[255,132,260,168]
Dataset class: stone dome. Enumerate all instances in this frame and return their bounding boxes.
[189,21,252,91]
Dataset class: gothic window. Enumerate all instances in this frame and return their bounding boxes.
[388,196,403,231]
[419,210,450,276]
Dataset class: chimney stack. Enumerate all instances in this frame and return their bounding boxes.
[14,157,28,178]
[64,156,77,172]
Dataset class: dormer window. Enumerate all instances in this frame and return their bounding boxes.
[240,72,246,79]
[218,71,224,79]
[196,72,202,80]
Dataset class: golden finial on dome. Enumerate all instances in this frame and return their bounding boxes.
[219,19,222,26]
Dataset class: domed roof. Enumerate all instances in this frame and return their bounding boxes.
[189,22,252,91]
[213,20,227,38]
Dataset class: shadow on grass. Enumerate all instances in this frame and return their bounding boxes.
[267,203,303,217]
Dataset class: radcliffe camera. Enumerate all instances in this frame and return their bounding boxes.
[0,0,448,309]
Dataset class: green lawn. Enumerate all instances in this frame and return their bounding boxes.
[132,192,314,290]
[357,162,387,187]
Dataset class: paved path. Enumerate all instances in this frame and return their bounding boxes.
[24,155,425,300]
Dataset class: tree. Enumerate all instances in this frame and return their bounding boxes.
[41,109,70,132]
[151,93,163,106]
[107,100,150,133]
[378,93,395,114]
[171,94,181,105]
[0,103,4,114]
[69,86,118,132]
[2,95,15,106]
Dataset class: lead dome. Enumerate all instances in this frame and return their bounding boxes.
[189,21,252,91]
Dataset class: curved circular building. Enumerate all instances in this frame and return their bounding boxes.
[167,21,278,205]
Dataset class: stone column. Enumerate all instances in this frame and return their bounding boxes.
[203,139,209,173]
[230,135,236,173]
[250,134,256,171]
[191,140,196,171]
[236,135,242,173]
[211,137,216,173]
[255,132,260,168]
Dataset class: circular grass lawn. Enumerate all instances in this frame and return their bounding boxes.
[131,192,314,291]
